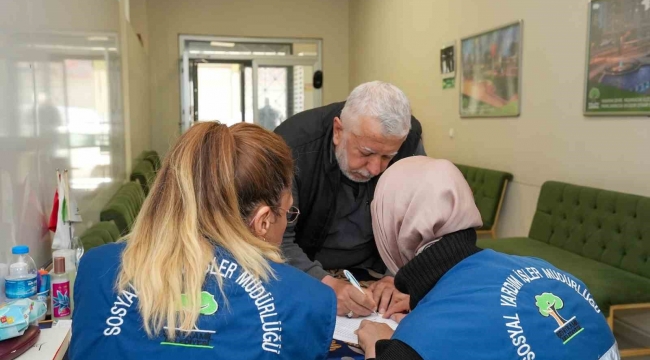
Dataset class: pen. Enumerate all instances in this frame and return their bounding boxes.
[343,270,378,315]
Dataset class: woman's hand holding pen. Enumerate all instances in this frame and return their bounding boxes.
[322,275,377,318]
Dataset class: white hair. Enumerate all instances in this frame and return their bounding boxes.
[341,81,412,137]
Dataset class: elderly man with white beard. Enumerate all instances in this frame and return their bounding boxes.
[274,81,426,320]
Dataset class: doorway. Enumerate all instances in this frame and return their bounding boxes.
[180,36,322,132]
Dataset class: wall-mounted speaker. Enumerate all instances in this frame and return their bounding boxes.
[313,70,323,89]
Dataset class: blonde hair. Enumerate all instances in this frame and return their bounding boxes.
[118,122,293,339]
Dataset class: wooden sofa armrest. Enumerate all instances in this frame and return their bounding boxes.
[477,179,509,239]
[608,303,650,358]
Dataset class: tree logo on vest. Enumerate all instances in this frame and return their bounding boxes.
[535,292,584,344]
[160,291,219,349]
[180,291,219,316]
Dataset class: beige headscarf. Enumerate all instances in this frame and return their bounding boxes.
[371,157,483,274]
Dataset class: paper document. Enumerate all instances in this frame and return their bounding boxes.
[20,327,71,360]
[333,314,398,345]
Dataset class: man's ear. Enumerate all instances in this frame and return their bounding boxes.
[333,116,344,146]
[250,206,273,239]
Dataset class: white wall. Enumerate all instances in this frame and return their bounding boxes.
[349,0,650,239]
[120,0,152,171]
[126,27,152,164]
[146,0,350,156]
[129,0,149,54]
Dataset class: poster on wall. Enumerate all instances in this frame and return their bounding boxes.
[460,21,522,117]
[585,0,650,115]
[441,42,456,89]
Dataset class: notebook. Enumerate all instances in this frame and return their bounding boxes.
[333,313,398,345]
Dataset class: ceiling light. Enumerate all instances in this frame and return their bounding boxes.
[210,41,236,47]
[87,36,109,41]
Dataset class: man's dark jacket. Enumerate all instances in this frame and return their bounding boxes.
[274,102,423,259]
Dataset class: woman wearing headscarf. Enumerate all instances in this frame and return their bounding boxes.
[356,156,619,360]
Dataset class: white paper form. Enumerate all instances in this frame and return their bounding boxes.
[333,314,398,344]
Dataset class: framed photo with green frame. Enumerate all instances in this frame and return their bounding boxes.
[584,0,650,116]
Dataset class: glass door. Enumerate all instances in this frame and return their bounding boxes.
[179,36,322,132]
[252,58,320,130]
[194,62,251,126]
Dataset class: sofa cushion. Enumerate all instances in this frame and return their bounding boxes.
[141,150,161,170]
[455,164,512,229]
[130,160,156,194]
[478,237,650,315]
[91,221,121,242]
[80,233,105,252]
[100,203,132,235]
[119,182,145,209]
[84,228,113,245]
[529,181,650,279]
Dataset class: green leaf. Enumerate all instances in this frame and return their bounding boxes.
[535,292,563,316]
[199,291,218,315]
[180,291,218,316]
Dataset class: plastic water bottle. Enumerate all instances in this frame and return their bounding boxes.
[5,246,37,300]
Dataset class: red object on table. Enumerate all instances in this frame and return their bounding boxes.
[0,326,41,360]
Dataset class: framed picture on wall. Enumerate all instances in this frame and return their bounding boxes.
[460,21,523,117]
[441,42,456,89]
[584,0,650,116]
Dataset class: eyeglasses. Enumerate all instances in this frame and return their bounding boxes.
[278,206,300,224]
[248,205,300,227]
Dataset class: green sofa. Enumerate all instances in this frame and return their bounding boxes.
[100,182,146,235]
[478,181,650,321]
[80,221,121,251]
[456,164,513,238]
[136,150,161,171]
[130,159,156,194]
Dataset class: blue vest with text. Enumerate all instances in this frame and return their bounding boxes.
[69,242,336,360]
[393,250,618,360]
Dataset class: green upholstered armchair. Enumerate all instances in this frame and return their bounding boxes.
[80,221,121,251]
[89,221,121,242]
[136,150,161,171]
[455,164,513,239]
[100,182,145,235]
[130,159,156,194]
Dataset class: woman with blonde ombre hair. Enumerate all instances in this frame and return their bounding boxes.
[70,122,336,360]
